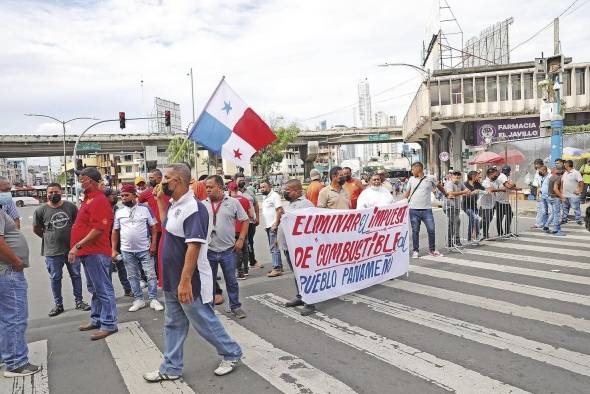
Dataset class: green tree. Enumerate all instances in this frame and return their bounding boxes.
[166,137,197,168]
[251,121,299,176]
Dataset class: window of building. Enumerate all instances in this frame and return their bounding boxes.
[536,73,546,98]
[430,82,440,106]
[125,166,132,172]
[486,76,497,101]
[523,73,534,99]
[575,68,586,95]
[511,74,521,100]
[563,69,571,96]
[451,80,462,104]
[499,75,509,101]
[475,77,485,102]
[124,155,132,161]
[463,78,474,103]
[439,80,450,105]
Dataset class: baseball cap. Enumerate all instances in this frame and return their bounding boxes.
[120,184,137,194]
[227,181,239,191]
[75,167,101,183]
[310,169,321,180]
[134,176,146,186]
[451,170,462,175]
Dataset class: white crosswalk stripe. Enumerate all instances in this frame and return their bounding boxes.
[421,254,590,286]
[517,236,590,249]
[251,293,530,394]
[463,248,590,270]
[484,241,584,256]
[410,265,590,306]
[520,231,589,240]
[0,340,49,394]
[340,293,590,376]
[558,227,589,233]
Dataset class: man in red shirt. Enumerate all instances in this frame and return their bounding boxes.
[228,182,252,280]
[69,167,117,340]
[342,166,363,209]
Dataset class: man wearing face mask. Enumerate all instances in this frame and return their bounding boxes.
[342,167,363,209]
[278,179,316,316]
[443,171,470,247]
[260,180,284,277]
[70,167,117,340]
[33,183,90,317]
[480,167,504,239]
[0,176,21,229]
[234,174,263,270]
[112,184,163,312]
[317,166,350,209]
[357,174,394,209]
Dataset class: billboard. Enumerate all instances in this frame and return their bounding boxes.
[150,97,182,134]
[475,117,540,146]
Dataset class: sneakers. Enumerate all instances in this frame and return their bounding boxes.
[76,300,91,311]
[428,250,443,257]
[150,299,164,311]
[577,220,584,225]
[237,272,246,280]
[214,294,225,305]
[411,251,419,259]
[285,298,304,308]
[267,269,283,278]
[48,304,64,317]
[552,231,566,236]
[3,363,42,378]
[129,300,146,312]
[214,359,240,376]
[231,308,247,319]
[543,227,550,233]
[143,370,180,383]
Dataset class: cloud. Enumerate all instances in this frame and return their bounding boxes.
[0,0,588,137]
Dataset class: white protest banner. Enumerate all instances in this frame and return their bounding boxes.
[282,201,409,304]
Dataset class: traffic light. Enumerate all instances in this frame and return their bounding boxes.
[164,110,171,127]
[119,112,126,129]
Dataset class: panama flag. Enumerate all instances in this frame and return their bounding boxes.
[188,77,276,168]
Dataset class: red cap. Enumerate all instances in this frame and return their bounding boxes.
[227,181,238,191]
[120,184,137,194]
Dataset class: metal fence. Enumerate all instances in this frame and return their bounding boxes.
[443,188,519,253]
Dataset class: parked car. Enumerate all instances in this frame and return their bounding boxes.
[12,195,40,207]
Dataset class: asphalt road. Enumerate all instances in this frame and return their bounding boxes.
[3,204,590,394]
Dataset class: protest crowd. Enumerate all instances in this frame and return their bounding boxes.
[1,154,589,382]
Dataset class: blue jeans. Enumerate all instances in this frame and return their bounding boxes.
[409,209,436,252]
[536,196,549,228]
[0,269,29,371]
[465,208,480,241]
[159,291,242,375]
[79,254,118,331]
[548,197,562,232]
[562,196,582,221]
[266,228,283,269]
[121,250,157,301]
[208,249,241,310]
[45,254,83,306]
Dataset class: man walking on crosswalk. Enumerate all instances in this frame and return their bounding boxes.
[144,164,241,383]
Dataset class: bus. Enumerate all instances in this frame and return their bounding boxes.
[11,186,47,207]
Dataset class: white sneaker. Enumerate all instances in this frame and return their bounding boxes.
[129,300,146,312]
[411,251,419,259]
[214,359,240,376]
[140,280,148,289]
[428,250,443,257]
[150,299,164,311]
[143,370,180,382]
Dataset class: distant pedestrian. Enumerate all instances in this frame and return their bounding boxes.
[235,174,263,270]
[318,166,350,209]
[480,168,502,239]
[260,180,284,277]
[530,159,545,202]
[204,176,249,318]
[111,184,163,312]
[279,179,316,316]
[342,166,363,209]
[0,209,42,378]
[143,164,242,382]
[532,160,549,229]
[535,166,551,232]
[228,181,253,280]
[579,158,590,202]
[306,169,324,206]
[462,171,485,242]
[0,176,21,229]
[357,174,394,208]
[403,162,445,258]
[443,170,470,247]
[495,166,516,236]
[547,165,566,236]
[33,183,90,317]
[70,167,117,340]
[561,160,584,225]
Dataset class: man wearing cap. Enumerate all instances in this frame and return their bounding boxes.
[69,167,117,340]
[135,176,147,192]
[203,175,249,318]
[112,184,164,312]
[306,169,324,207]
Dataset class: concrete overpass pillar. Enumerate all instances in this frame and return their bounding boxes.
[449,122,464,172]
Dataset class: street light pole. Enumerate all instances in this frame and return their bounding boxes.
[24,114,97,200]
[188,68,199,177]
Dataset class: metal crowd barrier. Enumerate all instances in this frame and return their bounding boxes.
[443,188,519,253]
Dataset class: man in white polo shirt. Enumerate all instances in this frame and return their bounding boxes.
[111,184,163,312]
[260,180,284,277]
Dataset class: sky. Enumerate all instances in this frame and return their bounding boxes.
[1,0,589,141]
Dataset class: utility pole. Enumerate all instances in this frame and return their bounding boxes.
[188,68,199,178]
[549,17,564,165]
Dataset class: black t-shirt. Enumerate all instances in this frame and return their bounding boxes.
[462,181,484,211]
[33,201,78,256]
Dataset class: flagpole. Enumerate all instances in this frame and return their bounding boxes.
[171,75,226,165]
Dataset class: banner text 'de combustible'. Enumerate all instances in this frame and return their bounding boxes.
[283,201,409,304]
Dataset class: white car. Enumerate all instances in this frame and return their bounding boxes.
[13,196,39,207]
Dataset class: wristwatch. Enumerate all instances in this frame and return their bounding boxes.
[75,243,82,250]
